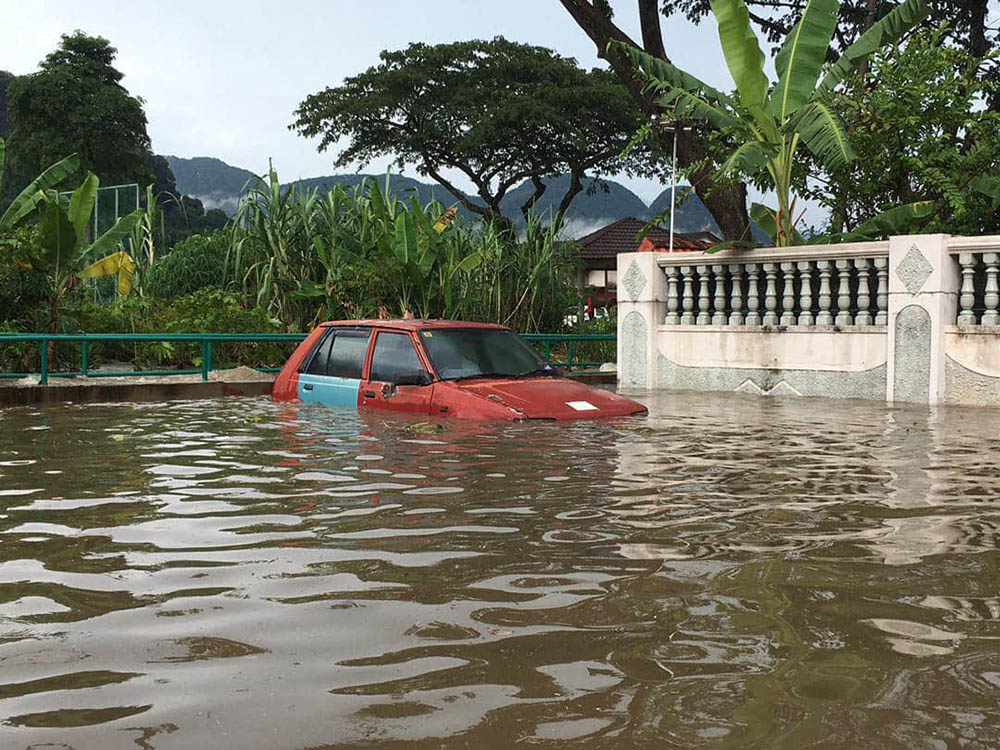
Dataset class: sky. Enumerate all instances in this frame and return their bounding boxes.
[0,0,738,206]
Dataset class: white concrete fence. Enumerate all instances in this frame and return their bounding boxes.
[617,234,1000,406]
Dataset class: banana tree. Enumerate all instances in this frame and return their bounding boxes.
[617,0,930,246]
[33,173,143,332]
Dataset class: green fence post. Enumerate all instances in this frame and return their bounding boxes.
[568,341,574,370]
[40,338,48,386]
[544,341,551,361]
[200,340,212,382]
[81,341,89,377]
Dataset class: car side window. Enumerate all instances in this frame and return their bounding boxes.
[328,330,370,379]
[303,331,333,375]
[369,332,424,384]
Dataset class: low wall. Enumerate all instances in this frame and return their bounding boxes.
[654,326,887,399]
[619,233,1000,407]
[945,327,1000,407]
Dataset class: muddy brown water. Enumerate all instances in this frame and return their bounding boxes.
[0,392,999,749]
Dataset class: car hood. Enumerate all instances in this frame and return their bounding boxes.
[449,377,646,420]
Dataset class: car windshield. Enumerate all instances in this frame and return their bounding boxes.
[419,328,550,380]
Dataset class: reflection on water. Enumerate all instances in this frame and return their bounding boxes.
[1,392,999,748]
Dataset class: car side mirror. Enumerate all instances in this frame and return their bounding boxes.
[395,369,432,387]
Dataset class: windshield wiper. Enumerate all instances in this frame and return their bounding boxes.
[447,372,512,382]
[516,367,560,379]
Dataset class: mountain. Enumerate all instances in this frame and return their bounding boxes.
[165,155,722,238]
[289,174,481,216]
[500,175,651,237]
[166,156,257,214]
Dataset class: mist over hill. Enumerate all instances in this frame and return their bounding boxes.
[165,155,722,238]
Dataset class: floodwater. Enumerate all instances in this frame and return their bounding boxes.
[0,393,999,750]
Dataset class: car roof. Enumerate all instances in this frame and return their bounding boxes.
[319,319,510,332]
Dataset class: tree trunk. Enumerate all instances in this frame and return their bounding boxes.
[857,0,879,77]
[558,0,751,241]
[968,0,989,57]
[520,176,548,220]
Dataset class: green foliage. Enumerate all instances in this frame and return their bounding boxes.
[292,37,646,226]
[0,258,50,323]
[145,231,228,299]
[810,27,1000,236]
[227,165,578,333]
[6,32,150,185]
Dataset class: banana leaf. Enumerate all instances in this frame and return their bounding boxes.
[847,200,935,239]
[971,175,1000,209]
[68,173,99,244]
[792,100,855,168]
[770,0,840,119]
[38,201,77,274]
[0,152,81,232]
[79,210,143,264]
[79,250,138,296]
[710,0,770,111]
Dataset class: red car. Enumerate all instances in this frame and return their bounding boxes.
[272,320,646,421]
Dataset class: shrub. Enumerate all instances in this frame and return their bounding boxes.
[145,231,229,299]
[0,261,51,324]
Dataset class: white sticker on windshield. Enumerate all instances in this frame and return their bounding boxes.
[566,401,598,411]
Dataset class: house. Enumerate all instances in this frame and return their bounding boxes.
[573,217,719,306]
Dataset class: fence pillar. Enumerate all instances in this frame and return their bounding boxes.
[886,234,957,405]
[200,340,212,382]
[617,252,668,389]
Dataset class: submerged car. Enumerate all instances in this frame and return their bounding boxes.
[272,320,647,421]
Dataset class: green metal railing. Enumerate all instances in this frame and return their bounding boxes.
[522,333,615,370]
[0,332,616,386]
[0,333,306,385]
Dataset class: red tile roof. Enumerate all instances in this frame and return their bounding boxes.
[575,217,718,258]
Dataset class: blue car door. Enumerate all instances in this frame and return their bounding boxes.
[297,327,371,409]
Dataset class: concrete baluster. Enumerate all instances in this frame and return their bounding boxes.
[728,264,745,326]
[854,258,873,326]
[745,264,761,325]
[816,260,834,325]
[780,262,796,326]
[983,252,999,326]
[835,260,853,326]
[711,264,728,325]
[665,266,681,325]
[762,263,779,326]
[874,258,888,325]
[797,260,814,326]
[696,265,711,325]
[957,253,977,325]
[680,266,696,325]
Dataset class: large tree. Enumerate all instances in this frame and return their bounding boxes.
[6,32,151,185]
[660,0,994,55]
[558,0,752,240]
[292,37,647,228]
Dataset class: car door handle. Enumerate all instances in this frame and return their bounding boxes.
[303,383,314,391]
[364,390,376,398]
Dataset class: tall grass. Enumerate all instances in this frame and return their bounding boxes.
[226,166,578,332]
